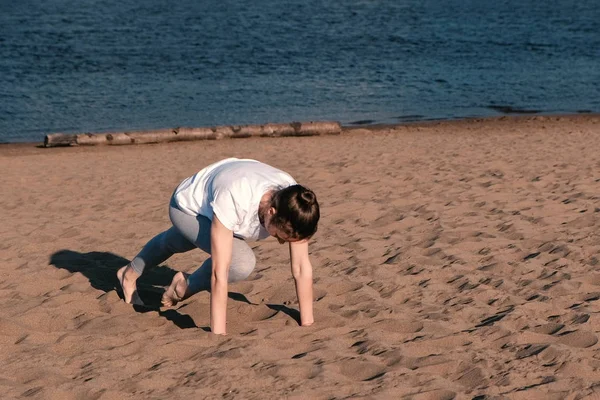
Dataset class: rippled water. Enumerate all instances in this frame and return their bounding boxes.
[1,0,599,142]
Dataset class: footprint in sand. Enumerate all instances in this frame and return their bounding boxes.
[373,318,424,334]
[401,354,457,376]
[327,280,363,296]
[422,247,444,257]
[272,363,321,380]
[531,323,564,335]
[351,339,388,357]
[337,358,386,381]
[453,366,487,390]
[367,281,399,299]
[556,330,598,348]
[232,282,254,294]
[580,292,600,302]
[419,234,440,249]
[339,309,360,319]
[537,345,567,367]
[251,305,280,321]
[515,344,550,359]
[570,313,590,325]
[313,287,327,301]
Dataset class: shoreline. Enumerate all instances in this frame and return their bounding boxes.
[1,112,599,151]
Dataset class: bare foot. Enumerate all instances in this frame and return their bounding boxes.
[162,272,190,307]
[117,265,144,306]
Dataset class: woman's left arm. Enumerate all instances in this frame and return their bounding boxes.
[289,240,314,326]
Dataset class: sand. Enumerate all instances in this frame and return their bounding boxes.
[1,115,600,399]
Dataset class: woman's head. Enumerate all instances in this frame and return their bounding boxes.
[264,184,320,242]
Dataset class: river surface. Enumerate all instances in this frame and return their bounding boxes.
[1,0,598,142]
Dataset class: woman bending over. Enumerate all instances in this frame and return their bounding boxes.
[117,158,320,335]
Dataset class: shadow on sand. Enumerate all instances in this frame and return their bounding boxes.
[267,304,301,325]
[49,249,256,330]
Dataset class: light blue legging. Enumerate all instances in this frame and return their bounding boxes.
[129,196,256,295]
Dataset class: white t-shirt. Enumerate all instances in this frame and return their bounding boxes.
[173,158,297,241]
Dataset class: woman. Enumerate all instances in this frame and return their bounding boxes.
[117,158,320,335]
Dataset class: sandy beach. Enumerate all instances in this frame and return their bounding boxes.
[1,115,600,399]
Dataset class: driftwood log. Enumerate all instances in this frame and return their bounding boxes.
[44,121,342,148]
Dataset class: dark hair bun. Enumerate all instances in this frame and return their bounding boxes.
[299,189,316,206]
[270,184,320,239]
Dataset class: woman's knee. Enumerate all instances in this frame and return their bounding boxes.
[229,244,256,282]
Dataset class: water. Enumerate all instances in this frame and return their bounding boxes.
[1,0,599,143]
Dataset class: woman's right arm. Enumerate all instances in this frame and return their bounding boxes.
[210,215,233,335]
[289,240,314,326]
